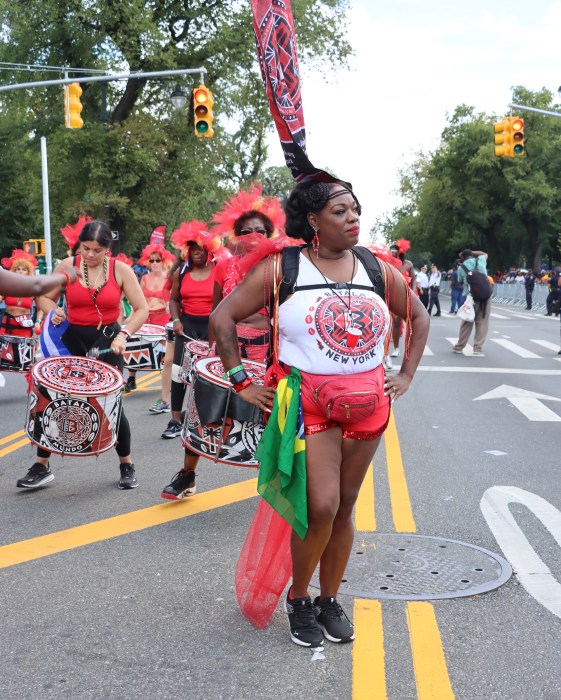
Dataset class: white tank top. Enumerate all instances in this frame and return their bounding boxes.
[278,253,391,374]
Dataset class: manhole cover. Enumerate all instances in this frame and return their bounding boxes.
[310,533,512,600]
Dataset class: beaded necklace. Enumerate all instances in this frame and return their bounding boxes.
[83,256,109,330]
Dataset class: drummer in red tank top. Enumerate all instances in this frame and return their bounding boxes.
[15,220,149,492]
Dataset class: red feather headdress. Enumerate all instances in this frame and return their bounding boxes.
[1,248,38,270]
[211,183,285,239]
[392,238,411,254]
[113,252,134,266]
[137,243,176,269]
[170,221,224,260]
[60,214,93,250]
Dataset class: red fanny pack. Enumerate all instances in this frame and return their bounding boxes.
[300,366,384,423]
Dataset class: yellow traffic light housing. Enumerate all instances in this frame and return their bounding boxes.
[64,82,84,129]
[511,117,524,156]
[23,239,46,256]
[494,116,525,157]
[193,85,214,138]
[494,119,511,157]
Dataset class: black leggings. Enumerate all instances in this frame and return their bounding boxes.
[170,313,209,413]
[37,322,132,460]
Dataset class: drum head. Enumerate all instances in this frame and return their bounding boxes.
[194,357,265,389]
[32,356,124,396]
[135,323,165,338]
[185,340,210,356]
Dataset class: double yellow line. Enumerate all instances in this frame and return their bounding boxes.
[0,370,163,458]
[353,412,455,699]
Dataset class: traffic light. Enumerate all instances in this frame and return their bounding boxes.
[23,239,45,256]
[193,85,214,138]
[511,117,525,156]
[494,116,525,157]
[64,82,84,129]
[494,119,511,157]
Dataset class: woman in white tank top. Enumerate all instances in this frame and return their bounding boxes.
[211,180,429,648]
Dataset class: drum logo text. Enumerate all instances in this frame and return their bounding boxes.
[42,398,100,453]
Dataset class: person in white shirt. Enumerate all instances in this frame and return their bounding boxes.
[427,264,442,316]
[416,264,429,308]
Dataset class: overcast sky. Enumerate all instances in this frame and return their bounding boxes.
[266,0,561,240]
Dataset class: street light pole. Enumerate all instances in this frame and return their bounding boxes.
[40,137,52,273]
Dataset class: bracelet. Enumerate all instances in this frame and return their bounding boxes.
[172,318,180,324]
[232,377,253,393]
[228,369,248,386]
[119,327,131,339]
[222,364,244,380]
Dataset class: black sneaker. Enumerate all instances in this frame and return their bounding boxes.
[118,463,138,489]
[16,463,54,489]
[124,376,137,393]
[313,596,355,643]
[284,591,324,648]
[161,470,196,500]
[161,419,182,439]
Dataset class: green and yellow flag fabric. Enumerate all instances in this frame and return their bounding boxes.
[256,367,308,540]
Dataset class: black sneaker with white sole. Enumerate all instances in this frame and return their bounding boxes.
[118,463,138,489]
[284,592,324,648]
[16,463,54,489]
[313,596,355,643]
[161,470,196,500]
[161,419,182,439]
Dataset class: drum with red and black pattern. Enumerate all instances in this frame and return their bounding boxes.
[26,356,124,456]
[0,334,37,372]
[181,357,265,467]
[123,323,166,370]
[179,339,210,385]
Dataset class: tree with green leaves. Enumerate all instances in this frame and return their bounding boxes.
[373,88,561,273]
[0,0,352,258]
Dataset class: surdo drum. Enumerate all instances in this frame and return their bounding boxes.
[26,356,124,456]
[0,334,37,372]
[182,357,265,467]
[123,323,166,370]
[179,339,210,385]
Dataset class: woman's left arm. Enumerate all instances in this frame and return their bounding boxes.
[383,263,430,400]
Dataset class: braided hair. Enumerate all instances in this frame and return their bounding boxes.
[284,180,362,242]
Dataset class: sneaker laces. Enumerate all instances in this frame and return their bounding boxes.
[318,598,349,622]
[290,599,318,628]
[28,462,48,477]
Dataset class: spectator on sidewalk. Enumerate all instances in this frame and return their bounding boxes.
[416,264,429,308]
[452,249,490,357]
[427,264,442,317]
[524,270,536,310]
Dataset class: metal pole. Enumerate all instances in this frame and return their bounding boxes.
[0,67,207,93]
[509,103,561,119]
[40,137,53,274]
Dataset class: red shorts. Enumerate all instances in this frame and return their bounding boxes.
[300,365,391,441]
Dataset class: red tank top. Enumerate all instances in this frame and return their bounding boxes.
[4,296,33,309]
[180,266,215,316]
[66,256,122,326]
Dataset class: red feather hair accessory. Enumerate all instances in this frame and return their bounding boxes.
[2,248,38,270]
[211,183,285,239]
[60,214,93,249]
[137,243,176,269]
[113,252,134,266]
[394,238,411,254]
[365,242,401,269]
[170,221,224,259]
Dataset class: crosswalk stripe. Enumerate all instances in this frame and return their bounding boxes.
[445,337,474,355]
[490,339,541,358]
[508,312,536,320]
[530,339,559,352]
[490,312,510,319]
[423,345,434,356]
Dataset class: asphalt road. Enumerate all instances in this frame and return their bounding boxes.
[1,304,561,700]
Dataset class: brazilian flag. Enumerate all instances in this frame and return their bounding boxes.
[256,367,308,539]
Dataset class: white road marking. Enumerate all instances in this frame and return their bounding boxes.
[422,345,434,356]
[481,486,561,619]
[508,312,537,320]
[530,339,559,352]
[397,366,561,375]
[474,384,561,422]
[445,337,474,355]
[490,312,510,319]
[490,339,541,358]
